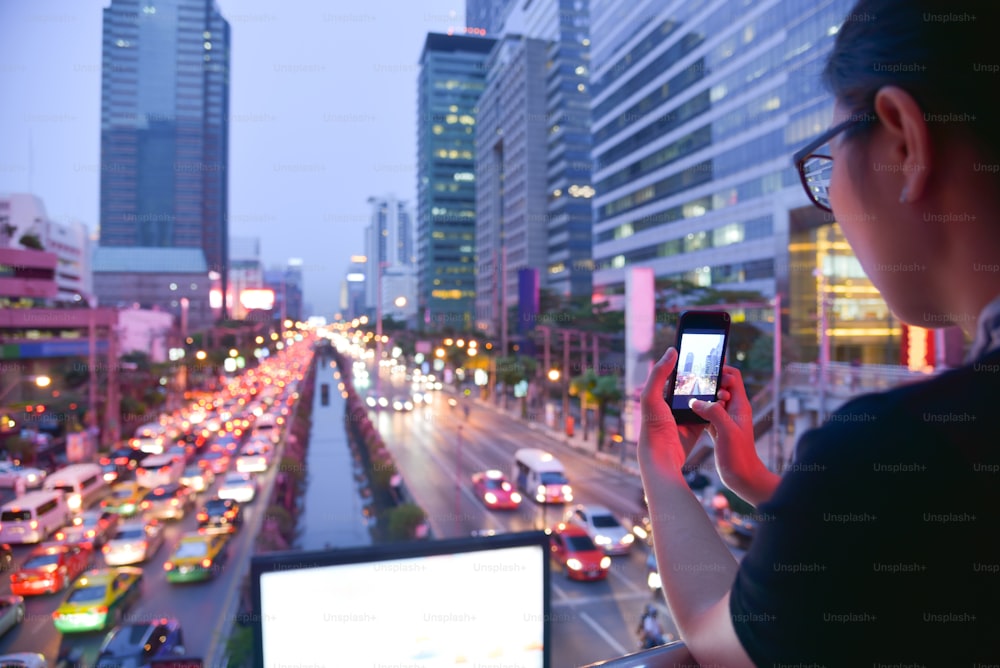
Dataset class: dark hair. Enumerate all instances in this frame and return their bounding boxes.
[824,0,1000,156]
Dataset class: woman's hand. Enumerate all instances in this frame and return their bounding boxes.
[690,365,780,506]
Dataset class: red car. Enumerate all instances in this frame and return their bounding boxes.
[472,470,522,509]
[549,523,610,582]
[10,543,93,595]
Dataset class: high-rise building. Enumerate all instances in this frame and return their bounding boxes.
[417,33,495,331]
[478,0,594,315]
[98,0,231,316]
[475,36,549,334]
[589,0,900,363]
[364,195,415,308]
[228,236,263,320]
[465,0,515,35]
[339,255,368,321]
[263,258,304,323]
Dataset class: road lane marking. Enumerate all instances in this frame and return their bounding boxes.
[579,611,629,656]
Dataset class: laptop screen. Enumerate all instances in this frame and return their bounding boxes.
[251,531,551,667]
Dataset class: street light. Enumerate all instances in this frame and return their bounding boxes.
[0,374,52,405]
[547,369,560,382]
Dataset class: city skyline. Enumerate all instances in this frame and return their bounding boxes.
[0,0,467,318]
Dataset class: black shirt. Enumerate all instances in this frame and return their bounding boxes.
[730,349,1000,667]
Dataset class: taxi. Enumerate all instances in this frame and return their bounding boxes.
[548,522,611,582]
[163,532,229,583]
[51,567,143,633]
[100,482,146,517]
[10,543,93,595]
[471,470,522,509]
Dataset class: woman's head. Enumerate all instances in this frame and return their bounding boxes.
[815,0,1000,330]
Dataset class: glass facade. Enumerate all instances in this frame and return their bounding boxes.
[589,0,855,304]
[99,0,230,302]
[417,33,496,330]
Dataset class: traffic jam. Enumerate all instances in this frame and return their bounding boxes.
[0,342,309,665]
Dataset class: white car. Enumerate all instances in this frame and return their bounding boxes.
[218,472,257,504]
[0,595,26,638]
[564,504,635,555]
[235,445,271,474]
[180,464,215,493]
[0,461,47,489]
[101,518,165,566]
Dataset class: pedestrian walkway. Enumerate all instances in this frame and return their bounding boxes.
[295,357,372,550]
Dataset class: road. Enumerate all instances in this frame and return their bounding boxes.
[370,383,720,667]
[0,452,282,665]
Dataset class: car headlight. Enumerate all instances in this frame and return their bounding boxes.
[600,556,611,569]
[648,571,662,589]
[566,558,583,571]
[484,492,497,505]
[621,534,635,544]
[510,492,522,503]
[594,535,611,545]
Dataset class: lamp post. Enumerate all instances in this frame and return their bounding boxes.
[0,375,52,406]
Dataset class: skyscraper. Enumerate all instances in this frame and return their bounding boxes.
[99,0,231,316]
[417,33,495,331]
[465,0,516,35]
[365,195,417,325]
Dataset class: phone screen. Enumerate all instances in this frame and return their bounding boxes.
[668,329,726,410]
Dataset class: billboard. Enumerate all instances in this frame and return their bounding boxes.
[239,289,276,311]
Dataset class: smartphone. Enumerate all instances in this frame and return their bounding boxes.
[663,310,731,424]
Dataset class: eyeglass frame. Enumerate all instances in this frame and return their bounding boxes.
[793,112,878,212]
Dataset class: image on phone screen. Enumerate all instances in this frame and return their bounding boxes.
[669,330,726,410]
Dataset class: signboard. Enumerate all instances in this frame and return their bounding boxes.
[66,431,96,463]
[239,288,276,311]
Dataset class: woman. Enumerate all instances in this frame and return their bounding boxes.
[639,1,1000,665]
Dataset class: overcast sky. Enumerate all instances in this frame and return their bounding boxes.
[0,0,465,317]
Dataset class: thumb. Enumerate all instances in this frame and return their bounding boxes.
[689,397,729,429]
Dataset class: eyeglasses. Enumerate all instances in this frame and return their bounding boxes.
[793,113,876,212]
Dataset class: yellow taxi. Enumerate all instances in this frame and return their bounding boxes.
[51,567,143,633]
[100,482,145,517]
[163,531,229,583]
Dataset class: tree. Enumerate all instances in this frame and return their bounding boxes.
[570,369,623,448]
[495,355,538,414]
[18,233,44,250]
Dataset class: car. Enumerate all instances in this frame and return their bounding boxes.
[548,522,611,581]
[235,444,270,474]
[196,497,243,534]
[52,510,120,548]
[0,461,47,489]
[10,543,93,595]
[102,519,165,566]
[163,532,229,583]
[99,461,121,485]
[210,434,240,454]
[98,447,149,478]
[51,567,143,633]
[471,470,522,509]
[198,450,231,475]
[94,619,187,667]
[0,545,12,573]
[0,595,26,638]
[391,395,414,411]
[100,482,146,517]
[164,444,195,465]
[0,653,45,668]
[217,472,256,504]
[179,464,214,494]
[646,549,661,592]
[138,483,195,521]
[564,504,635,555]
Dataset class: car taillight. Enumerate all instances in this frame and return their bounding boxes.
[171,498,180,506]
[100,457,110,465]
[201,558,212,568]
[86,530,96,538]
[55,531,65,540]
[164,561,173,570]
[96,605,108,614]
[141,501,150,509]
[197,512,207,521]
[225,509,235,518]
[102,545,110,553]
[137,468,146,475]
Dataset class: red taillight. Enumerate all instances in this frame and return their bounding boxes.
[170,498,179,506]
[140,501,150,509]
[163,561,173,571]
[197,512,207,521]
[137,468,146,475]
[86,530,96,538]
[100,457,110,465]
[201,558,212,568]
[225,509,236,518]
[55,531,65,540]
[160,466,170,473]
[102,545,110,553]
[96,605,108,614]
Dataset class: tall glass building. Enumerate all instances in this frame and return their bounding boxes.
[590,0,900,363]
[417,33,496,331]
[99,0,231,313]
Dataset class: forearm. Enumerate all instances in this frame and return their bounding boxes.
[722,461,781,508]
[640,464,740,637]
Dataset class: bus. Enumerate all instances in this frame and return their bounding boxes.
[513,448,573,504]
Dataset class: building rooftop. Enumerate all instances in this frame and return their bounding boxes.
[92,246,208,273]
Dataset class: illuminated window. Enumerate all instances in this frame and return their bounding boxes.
[612,255,625,268]
[432,125,443,135]
[446,114,458,124]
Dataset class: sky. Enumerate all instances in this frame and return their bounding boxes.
[0,0,466,318]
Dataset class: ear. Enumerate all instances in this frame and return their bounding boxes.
[872,86,932,203]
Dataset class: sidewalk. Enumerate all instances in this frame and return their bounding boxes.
[465,391,643,478]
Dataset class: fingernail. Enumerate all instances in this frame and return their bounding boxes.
[690,399,711,410]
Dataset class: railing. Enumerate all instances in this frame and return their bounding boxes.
[784,361,938,395]
[581,640,696,667]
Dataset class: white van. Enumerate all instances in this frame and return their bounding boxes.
[513,448,574,504]
[129,435,167,455]
[43,463,108,513]
[0,490,69,543]
[135,453,185,488]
